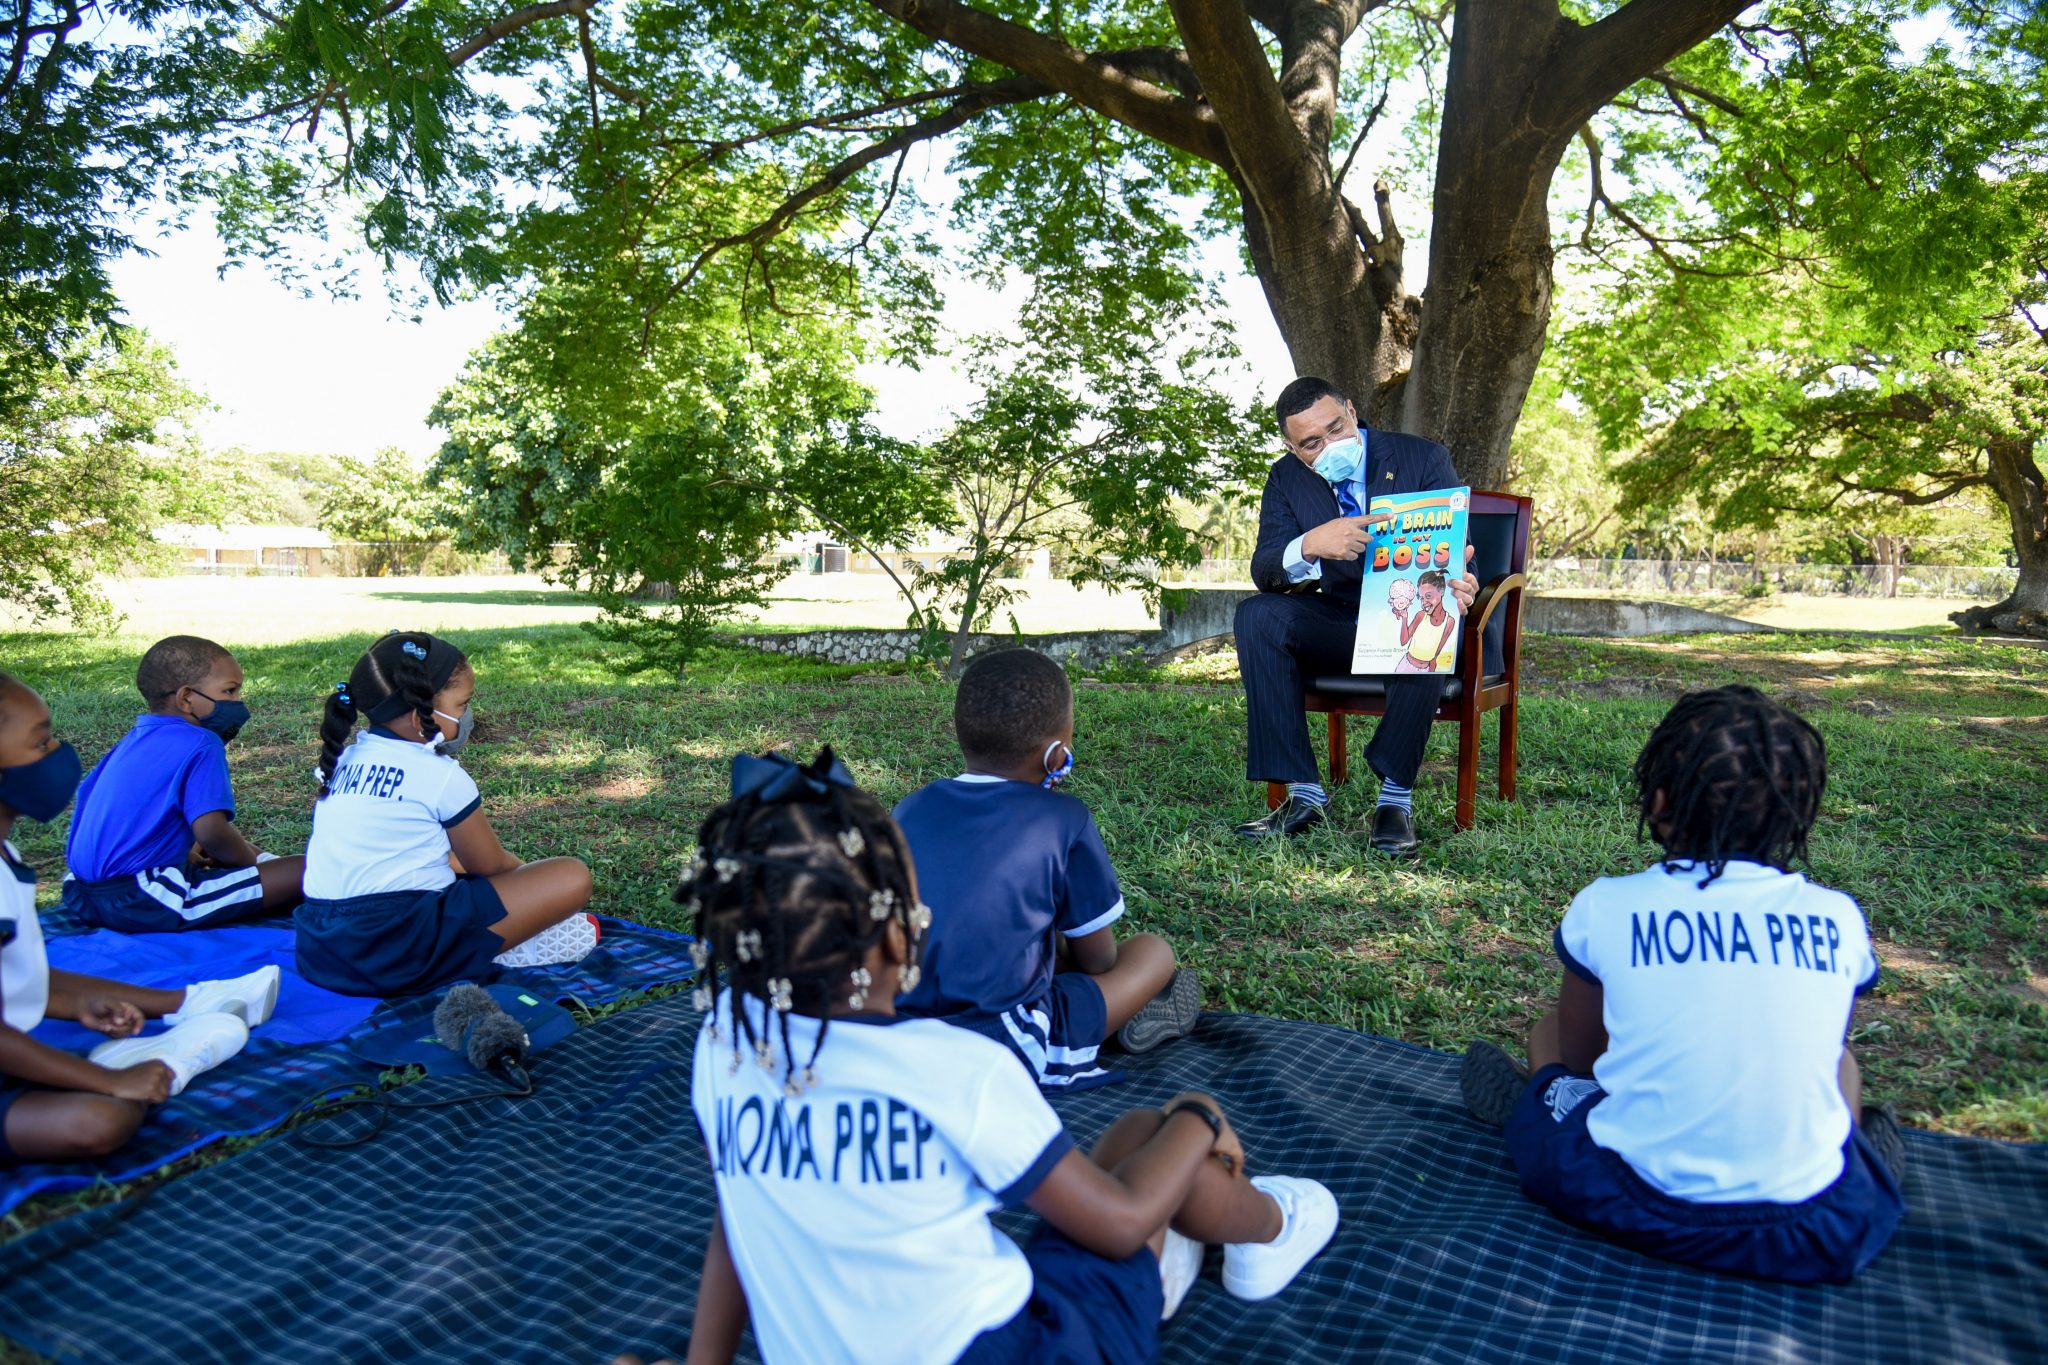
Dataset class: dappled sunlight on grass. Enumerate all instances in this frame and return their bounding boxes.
[1,621,2040,1140]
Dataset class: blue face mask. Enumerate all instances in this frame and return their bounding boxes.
[1041,741,1074,789]
[0,741,82,823]
[1312,434,1364,486]
[193,692,250,744]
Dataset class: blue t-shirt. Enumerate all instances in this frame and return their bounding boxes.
[894,775,1124,1019]
[65,714,236,881]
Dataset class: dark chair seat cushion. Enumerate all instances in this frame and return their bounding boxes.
[1305,674,1509,705]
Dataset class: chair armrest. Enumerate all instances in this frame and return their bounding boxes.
[1457,572,1527,686]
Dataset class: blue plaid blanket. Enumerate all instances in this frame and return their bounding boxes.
[1,916,698,1219]
[1,1003,2041,1364]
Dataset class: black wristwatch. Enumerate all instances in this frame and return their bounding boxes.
[1163,1099,1223,1139]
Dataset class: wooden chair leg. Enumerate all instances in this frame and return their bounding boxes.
[1327,711,1349,787]
[1499,701,1519,802]
[1267,781,1286,810]
[1455,707,1479,831]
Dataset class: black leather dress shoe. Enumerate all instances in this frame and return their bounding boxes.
[1369,803,1419,857]
[1233,796,1326,839]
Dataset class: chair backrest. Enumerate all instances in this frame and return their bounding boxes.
[1466,491,1533,677]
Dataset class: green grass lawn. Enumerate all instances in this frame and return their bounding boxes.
[1,622,2043,1242]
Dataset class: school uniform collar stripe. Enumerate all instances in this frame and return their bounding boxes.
[952,773,1007,784]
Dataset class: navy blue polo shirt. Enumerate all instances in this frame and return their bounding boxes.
[66,714,236,881]
[894,775,1125,1018]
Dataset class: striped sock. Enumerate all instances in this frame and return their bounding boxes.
[1286,781,1329,808]
[1376,778,1413,813]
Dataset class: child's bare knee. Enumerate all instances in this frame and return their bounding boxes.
[73,1100,143,1158]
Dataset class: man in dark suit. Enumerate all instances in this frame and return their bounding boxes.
[1233,376,1479,853]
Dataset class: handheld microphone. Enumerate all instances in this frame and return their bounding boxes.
[434,984,531,1077]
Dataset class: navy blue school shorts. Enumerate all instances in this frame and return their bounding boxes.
[1504,1063,1906,1284]
[960,971,1119,1091]
[954,1225,1163,1364]
[62,863,268,933]
[294,875,509,998]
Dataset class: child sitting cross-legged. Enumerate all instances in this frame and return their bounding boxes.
[1459,685,1906,1284]
[0,672,278,1163]
[295,632,596,997]
[894,649,1198,1089]
[62,635,305,932]
[675,749,1339,1365]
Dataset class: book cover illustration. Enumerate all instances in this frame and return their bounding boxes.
[1349,486,1470,676]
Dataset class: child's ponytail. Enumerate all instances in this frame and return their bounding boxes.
[313,632,470,799]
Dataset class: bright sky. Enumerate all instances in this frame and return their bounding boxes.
[105,198,1304,459]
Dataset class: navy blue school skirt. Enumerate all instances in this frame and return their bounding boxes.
[294,876,508,998]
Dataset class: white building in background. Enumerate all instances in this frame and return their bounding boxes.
[763,535,1053,581]
[154,523,336,574]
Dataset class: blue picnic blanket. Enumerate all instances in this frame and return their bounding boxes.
[1,916,698,1218]
[0,1003,2040,1364]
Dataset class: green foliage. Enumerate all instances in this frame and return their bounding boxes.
[1556,2,2047,579]
[212,449,349,527]
[0,331,218,626]
[903,276,1267,672]
[316,447,459,574]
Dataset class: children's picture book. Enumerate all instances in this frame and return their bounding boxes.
[1349,485,1471,676]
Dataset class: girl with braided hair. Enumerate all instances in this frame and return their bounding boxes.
[1459,685,1905,1284]
[294,632,595,997]
[679,748,1338,1365]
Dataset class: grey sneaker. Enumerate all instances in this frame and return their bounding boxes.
[1116,968,1201,1054]
[1861,1102,1907,1183]
[1459,1040,1528,1126]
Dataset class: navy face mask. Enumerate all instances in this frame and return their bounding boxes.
[193,692,250,744]
[0,741,83,823]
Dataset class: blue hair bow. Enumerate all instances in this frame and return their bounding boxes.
[730,747,855,803]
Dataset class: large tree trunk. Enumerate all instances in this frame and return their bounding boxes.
[1952,437,2048,637]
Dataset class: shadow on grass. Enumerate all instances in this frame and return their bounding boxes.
[365,588,590,608]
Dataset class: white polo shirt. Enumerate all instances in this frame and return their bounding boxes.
[1557,860,1880,1204]
[692,989,1073,1365]
[303,729,481,900]
[2,842,49,1033]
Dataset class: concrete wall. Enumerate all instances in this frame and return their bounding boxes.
[731,590,1771,668]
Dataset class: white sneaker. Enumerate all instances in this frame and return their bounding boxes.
[167,965,281,1027]
[1158,1228,1203,1321]
[1221,1176,1339,1301]
[90,1014,250,1096]
[493,913,600,968]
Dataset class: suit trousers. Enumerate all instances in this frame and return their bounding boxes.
[1234,589,1444,788]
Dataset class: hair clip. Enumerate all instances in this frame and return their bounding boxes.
[689,941,710,970]
[333,681,353,706]
[911,902,933,933]
[767,977,793,1012]
[735,929,761,963]
[692,985,712,1011]
[848,966,872,1010]
[715,857,742,883]
[868,889,897,921]
[755,1038,775,1072]
[901,964,921,992]
[400,640,428,660]
[783,1077,805,1098]
[838,828,866,858]
[686,848,708,877]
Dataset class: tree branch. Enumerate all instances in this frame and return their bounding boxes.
[446,0,599,69]
[1167,0,1315,200]
[861,0,1226,162]
[1550,0,1753,130]
[642,81,1043,345]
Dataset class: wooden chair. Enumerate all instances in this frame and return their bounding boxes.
[1265,491,1533,831]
